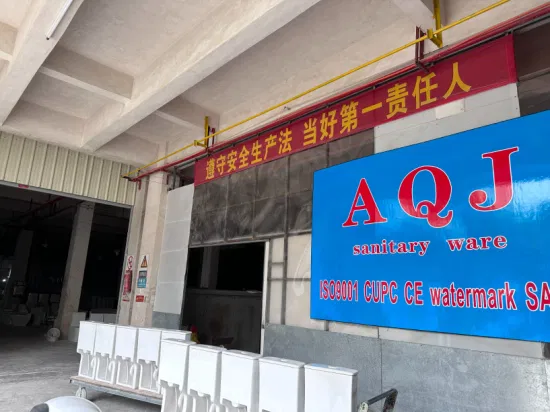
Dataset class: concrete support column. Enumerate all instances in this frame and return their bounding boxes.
[3,230,33,309]
[55,202,94,338]
[130,172,168,327]
[117,183,147,325]
[200,247,220,289]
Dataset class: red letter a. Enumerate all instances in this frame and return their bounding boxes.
[342,178,387,227]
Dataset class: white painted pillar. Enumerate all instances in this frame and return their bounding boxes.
[130,172,168,327]
[2,230,33,309]
[55,202,94,338]
[200,247,220,289]
[152,184,194,329]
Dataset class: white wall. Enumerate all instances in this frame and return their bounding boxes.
[153,184,194,316]
[374,84,519,153]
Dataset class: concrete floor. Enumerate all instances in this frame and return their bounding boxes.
[0,326,160,412]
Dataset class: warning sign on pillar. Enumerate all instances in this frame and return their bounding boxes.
[137,254,149,289]
[135,295,145,303]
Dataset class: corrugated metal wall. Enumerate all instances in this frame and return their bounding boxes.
[0,132,136,206]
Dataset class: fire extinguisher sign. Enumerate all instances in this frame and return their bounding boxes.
[122,255,134,302]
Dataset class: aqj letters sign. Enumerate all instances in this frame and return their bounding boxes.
[311,110,550,342]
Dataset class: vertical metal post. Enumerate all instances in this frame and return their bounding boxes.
[204,116,210,146]
[281,156,291,325]
[415,27,430,73]
[428,0,443,48]
[262,240,273,353]
[434,0,442,40]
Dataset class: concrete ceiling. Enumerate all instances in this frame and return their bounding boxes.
[59,0,226,77]
[0,0,32,28]
[0,0,546,169]
[22,73,113,119]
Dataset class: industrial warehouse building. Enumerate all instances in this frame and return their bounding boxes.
[1,0,550,410]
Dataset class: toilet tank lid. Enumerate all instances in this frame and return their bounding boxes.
[259,357,305,368]
[97,323,116,330]
[305,363,358,376]
[162,329,191,334]
[116,326,137,331]
[224,350,262,360]
[190,344,226,353]
[161,338,196,346]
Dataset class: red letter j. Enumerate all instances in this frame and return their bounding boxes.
[469,147,519,211]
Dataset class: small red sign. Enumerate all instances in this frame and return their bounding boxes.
[195,36,515,185]
[135,295,145,303]
[126,255,134,271]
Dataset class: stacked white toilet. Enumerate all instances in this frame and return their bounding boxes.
[76,325,360,412]
[137,328,164,394]
[93,323,117,384]
[137,328,191,394]
[259,357,305,412]
[187,345,225,412]
[77,321,97,379]
[114,326,140,389]
[220,350,262,412]
[158,338,195,412]
[304,364,358,412]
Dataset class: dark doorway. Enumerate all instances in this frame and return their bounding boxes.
[182,242,265,353]
[0,184,129,335]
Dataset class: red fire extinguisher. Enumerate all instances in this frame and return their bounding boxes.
[122,268,132,301]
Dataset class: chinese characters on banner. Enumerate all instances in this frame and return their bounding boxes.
[195,36,515,185]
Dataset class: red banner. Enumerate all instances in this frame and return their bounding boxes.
[195,36,515,185]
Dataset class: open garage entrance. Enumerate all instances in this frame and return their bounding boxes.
[0,183,129,338]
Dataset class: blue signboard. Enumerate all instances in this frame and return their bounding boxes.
[311,110,550,342]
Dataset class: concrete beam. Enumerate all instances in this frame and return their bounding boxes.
[0,21,17,62]
[0,0,85,124]
[1,101,152,166]
[81,0,322,151]
[391,0,435,31]
[40,47,133,103]
[2,101,84,148]
[155,99,219,133]
[96,133,159,166]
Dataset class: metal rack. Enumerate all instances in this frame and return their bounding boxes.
[359,388,398,412]
[69,376,162,406]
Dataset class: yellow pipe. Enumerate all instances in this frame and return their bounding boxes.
[430,0,443,48]
[123,0,509,178]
